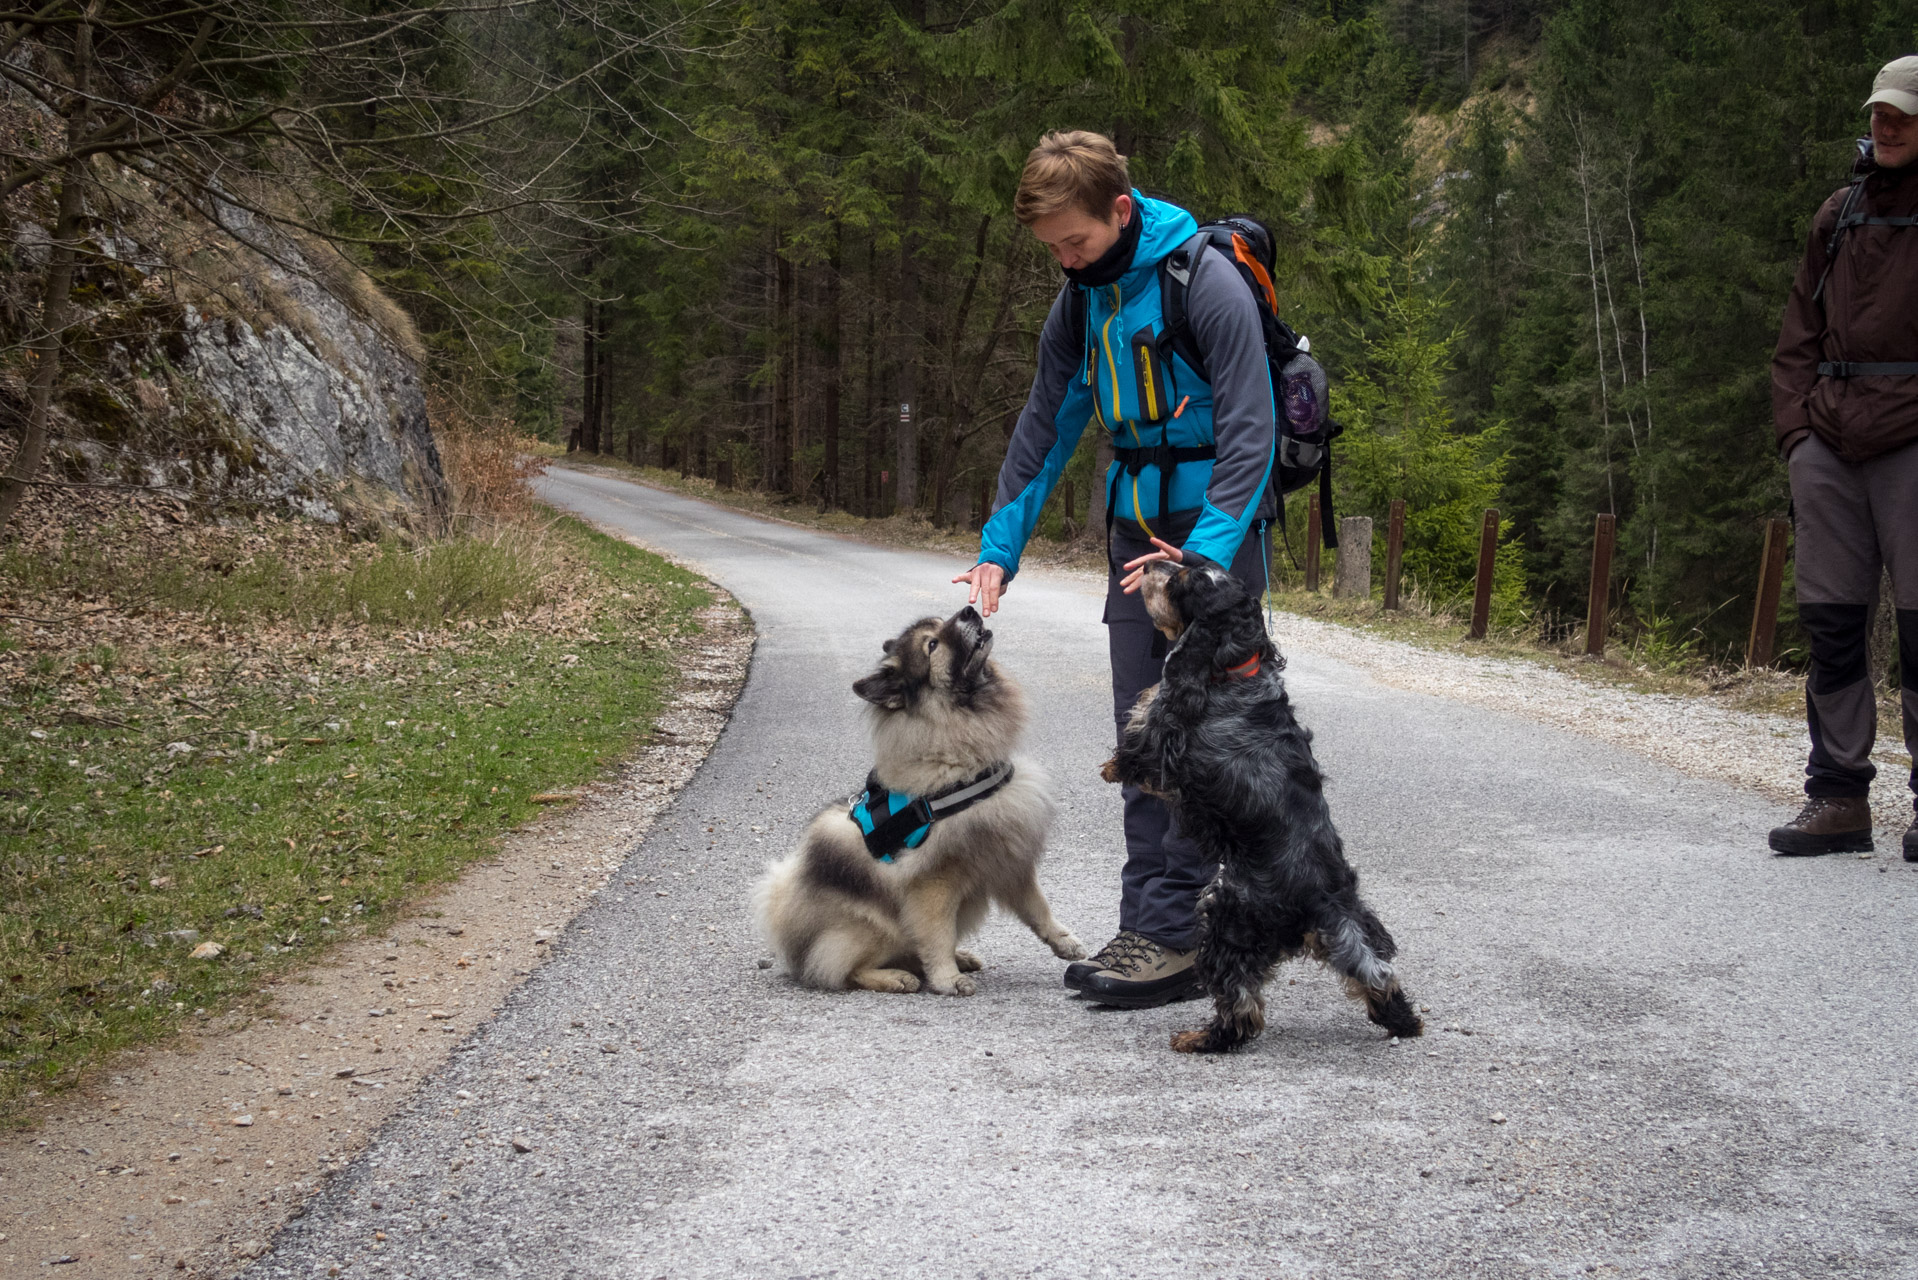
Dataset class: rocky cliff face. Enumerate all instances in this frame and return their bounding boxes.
[6,183,447,527]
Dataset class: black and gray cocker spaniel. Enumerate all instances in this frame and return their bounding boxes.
[1101,560,1423,1053]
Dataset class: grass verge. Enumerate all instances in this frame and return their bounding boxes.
[0,503,708,1114]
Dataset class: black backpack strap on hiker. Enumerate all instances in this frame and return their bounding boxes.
[1157,244,1207,382]
[1113,441,1218,533]
[1813,174,1870,307]
[1318,441,1338,550]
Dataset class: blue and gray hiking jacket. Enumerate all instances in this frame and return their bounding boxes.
[978,193,1278,578]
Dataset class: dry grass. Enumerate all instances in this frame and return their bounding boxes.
[431,393,548,529]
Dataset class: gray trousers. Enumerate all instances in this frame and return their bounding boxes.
[1104,522,1269,948]
[1788,433,1918,803]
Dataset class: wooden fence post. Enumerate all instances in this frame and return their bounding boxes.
[1468,508,1499,640]
[1305,492,1322,593]
[1585,512,1616,657]
[1384,499,1406,610]
[1746,517,1791,668]
[1334,517,1373,599]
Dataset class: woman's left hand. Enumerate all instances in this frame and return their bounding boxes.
[1120,536,1184,594]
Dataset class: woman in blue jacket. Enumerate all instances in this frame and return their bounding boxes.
[956,131,1277,1008]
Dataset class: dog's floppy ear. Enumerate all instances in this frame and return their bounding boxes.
[852,665,909,710]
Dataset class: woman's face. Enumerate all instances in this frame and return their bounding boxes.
[1028,193,1133,271]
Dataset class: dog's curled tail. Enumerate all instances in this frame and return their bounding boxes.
[1315,896,1424,1039]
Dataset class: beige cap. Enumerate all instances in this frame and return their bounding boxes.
[1866,55,1918,116]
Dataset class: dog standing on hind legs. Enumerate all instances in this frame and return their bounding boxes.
[1101,561,1423,1052]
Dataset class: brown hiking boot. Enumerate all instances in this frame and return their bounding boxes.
[1081,936,1202,1008]
[1769,796,1873,856]
[1064,930,1147,991]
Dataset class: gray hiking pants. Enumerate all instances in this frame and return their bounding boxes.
[1788,433,1918,804]
[1105,522,1268,949]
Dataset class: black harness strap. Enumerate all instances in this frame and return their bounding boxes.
[1818,362,1918,377]
[850,761,1015,861]
[1111,442,1217,535]
[1835,214,1918,229]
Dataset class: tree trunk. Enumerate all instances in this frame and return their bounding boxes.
[861,237,878,516]
[0,12,95,536]
[895,170,921,514]
[592,305,610,456]
[579,295,601,455]
[774,247,795,494]
[821,222,843,511]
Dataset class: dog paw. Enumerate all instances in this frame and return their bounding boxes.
[954,950,984,973]
[927,974,977,997]
[1048,932,1087,961]
[1098,756,1122,784]
[1169,1029,1213,1054]
[850,968,921,994]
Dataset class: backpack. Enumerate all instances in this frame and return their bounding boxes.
[1069,214,1342,550]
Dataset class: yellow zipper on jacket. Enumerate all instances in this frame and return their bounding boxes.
[1102,283,1156,537]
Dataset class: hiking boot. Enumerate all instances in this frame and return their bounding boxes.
[1064,930,1147,992]
[1905,816,1918,863]
[1769,795,1873,856]
[1080,936,1202,1008]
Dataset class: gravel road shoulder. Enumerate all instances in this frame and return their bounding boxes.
[0,583,751,1280]
[1269,610,1912,834]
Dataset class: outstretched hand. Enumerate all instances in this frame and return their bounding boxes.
[1120,536,1184,594]
[953,561,1007,618]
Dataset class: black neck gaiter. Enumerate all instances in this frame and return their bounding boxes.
[1062,208,1142,289]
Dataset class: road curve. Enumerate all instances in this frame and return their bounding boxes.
[253,467,1918,1280]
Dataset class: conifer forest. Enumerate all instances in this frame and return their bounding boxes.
[10,0,1918,659]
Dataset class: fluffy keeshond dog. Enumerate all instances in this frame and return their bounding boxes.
[753,606,1084,996]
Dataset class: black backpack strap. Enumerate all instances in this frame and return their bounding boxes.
[1112,443,1217,532]
[1318,447,1338,551]
[1818,362,1918,377]
[1813,175,1869,307]
[1157,242,1208,382]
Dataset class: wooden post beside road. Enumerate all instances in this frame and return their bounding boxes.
[1585,512,1616,657]
[1746,517,1791,668]
[1334,517,1374,599]
[1384,499,1406,610]
[1468,508,1499,640]
[1305,492,1322,593]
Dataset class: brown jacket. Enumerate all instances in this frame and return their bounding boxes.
[1772,160,1918,461]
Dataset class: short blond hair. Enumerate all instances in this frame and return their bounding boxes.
[1014,131,1130,225]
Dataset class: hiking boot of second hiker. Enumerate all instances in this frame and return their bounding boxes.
[1081,937,1201,1008]
[1769,795,1873,855]
[1905,816,1918,863]
[1064,930,1147,991]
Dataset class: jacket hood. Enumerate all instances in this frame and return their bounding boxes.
[1117,192,1199,292]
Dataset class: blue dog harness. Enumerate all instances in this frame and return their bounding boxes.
[849,761,1015,861]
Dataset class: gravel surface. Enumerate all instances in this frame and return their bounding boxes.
[1273,615,1915,837]
[248,470,1918,1280]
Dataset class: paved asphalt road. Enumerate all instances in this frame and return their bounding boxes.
[254,469,1918,1280]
